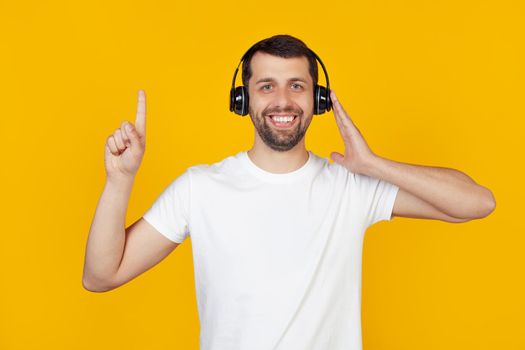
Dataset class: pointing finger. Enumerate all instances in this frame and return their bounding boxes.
[135,89,146,137]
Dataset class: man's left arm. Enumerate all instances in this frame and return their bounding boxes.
[362,156,496,221]
[328,90,496,222]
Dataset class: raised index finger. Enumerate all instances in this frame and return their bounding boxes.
[135,89,146,137]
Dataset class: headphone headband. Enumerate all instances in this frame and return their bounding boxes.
[230,46,330,95]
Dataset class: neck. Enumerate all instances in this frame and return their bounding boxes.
[247,135,309,174]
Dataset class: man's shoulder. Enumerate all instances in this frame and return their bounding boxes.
[186,152,243,177]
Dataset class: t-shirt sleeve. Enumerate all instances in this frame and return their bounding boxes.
[142,169,191,243]
[352,170,400,227]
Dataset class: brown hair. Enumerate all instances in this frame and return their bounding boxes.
[241,34,319,88]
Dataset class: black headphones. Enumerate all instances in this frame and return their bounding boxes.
[229,45,332,116]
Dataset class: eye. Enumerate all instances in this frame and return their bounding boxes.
[292,83,303,90]
[261,84,272,90]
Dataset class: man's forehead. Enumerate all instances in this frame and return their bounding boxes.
[249,52,311,82]
[254,77,309,85]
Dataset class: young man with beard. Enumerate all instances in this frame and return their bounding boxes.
[83,34,496,350]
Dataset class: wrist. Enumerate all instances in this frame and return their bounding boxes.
[105,174,135,189]
[360,154,382,176]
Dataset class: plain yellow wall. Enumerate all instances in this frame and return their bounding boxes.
[0,0,523,349]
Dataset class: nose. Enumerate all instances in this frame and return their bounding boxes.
[273,87,295,110]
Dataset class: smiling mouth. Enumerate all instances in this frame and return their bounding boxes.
[266,114,299,128]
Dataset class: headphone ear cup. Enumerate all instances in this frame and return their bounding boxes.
[325,88,332,112]
[314,84,330,115]
[233,86,249,116]
[313,84,320,115]
[241,86,249,116]
[229,87,235,112]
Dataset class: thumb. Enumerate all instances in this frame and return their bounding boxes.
[125,122,142,147]
[330,151,345,165]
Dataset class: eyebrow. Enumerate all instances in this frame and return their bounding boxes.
[255,77,308,85]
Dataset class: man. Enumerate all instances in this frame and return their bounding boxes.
[82,34,496,349]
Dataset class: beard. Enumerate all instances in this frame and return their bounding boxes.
[248,105,312,152]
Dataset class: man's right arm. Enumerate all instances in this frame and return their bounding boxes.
[82,177,180,293]
[82,89,183,292]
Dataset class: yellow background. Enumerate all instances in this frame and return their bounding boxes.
[1,0,523,349]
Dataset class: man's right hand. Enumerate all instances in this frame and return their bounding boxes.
[104,90,147,182]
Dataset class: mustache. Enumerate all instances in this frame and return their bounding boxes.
[263,106,303,116]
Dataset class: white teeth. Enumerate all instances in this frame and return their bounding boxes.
[270,115,295,122]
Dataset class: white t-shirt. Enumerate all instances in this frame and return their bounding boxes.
[143,150,399,350]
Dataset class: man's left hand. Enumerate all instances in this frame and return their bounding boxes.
[330,90,378,175]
